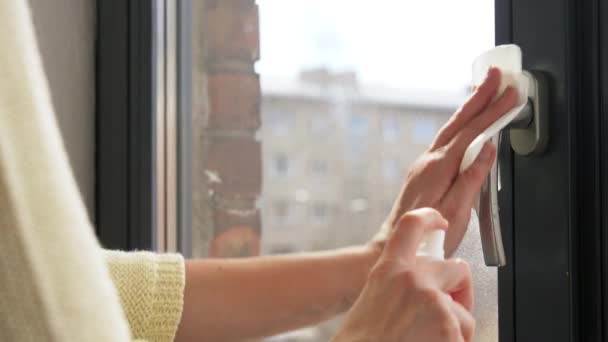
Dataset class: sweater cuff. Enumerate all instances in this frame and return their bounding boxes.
[150,253,185,340]
[104,250,185,342]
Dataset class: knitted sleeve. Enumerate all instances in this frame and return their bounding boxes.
[104,250,186,342]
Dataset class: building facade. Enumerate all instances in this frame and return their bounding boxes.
[259,69,461,254]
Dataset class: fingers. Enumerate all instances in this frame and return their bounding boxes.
[439,142,496,211]
[439,142,495,256]
[422,259,474,310]
[447,87,517,159]
[431,67,501,149]
[450,300,476,342]
[442,142,496,217]
[381,208,448,264]
[424,281,474,342]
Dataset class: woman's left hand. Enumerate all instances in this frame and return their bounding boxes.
[372,67,518,256]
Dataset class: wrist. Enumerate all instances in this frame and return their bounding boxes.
[334,245,382,311]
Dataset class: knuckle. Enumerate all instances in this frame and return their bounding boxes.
[399,269,423,289]
[418,287,464,340]
[367,260,395,282]
[397,212,425,230]
[435,125,450,138]
[453,259,473,278]
[462,161,487,181]
[432,127,452,147]
[434,144,451,156]
[439,200,458,221]
[438,316,461,340]
[425,151,445,168]
[445,137,461,153]
[447,259,473,285]
[462,315,476,340]
[414,151,444,174]
[407,150,447,181]
[418,286,444,306]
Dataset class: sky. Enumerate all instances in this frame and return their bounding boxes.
[256,0,495,92]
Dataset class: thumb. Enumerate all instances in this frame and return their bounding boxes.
[380,208,448,264]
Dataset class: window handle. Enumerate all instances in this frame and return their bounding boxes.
[478,132,506,266]
[478,70,549,266]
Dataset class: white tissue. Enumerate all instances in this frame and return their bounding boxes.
[459,45,529,173]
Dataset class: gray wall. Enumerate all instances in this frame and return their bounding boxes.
[28,0,96,217]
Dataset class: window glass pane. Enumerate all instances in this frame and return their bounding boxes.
[310,115,330,134]
[272,154,289,178]
[189,1,496,341]
[267,111,294,136]
[349,114,368,137]
[273,200,290,225]
[382,158,401,181]
[310,202,330,225]
[413,118,438,145]
[382,116,400,143]
[309,159,328,177]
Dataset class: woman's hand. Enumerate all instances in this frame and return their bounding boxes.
[334,208,475,342]
[373,67,518,256]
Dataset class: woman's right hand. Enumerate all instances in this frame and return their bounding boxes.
[333,208,475,342]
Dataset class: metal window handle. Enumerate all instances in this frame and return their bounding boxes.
[479,70,549,267]
[478,133,506,266]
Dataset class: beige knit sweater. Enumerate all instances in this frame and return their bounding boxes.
[0,1,185,341]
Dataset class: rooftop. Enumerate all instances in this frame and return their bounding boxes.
[261,68,469,111]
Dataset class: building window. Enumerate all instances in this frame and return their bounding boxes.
[273,200,290,226]
[266,111,294,136]
[349,197,369,213]
[310,202,330,225]
[383,159,401,181]
[310,114,330,134]
[413,118,437,145]
[269,245,295,255]
[382,116,400,142]
[349,114,368,137]
[309,159,328,177]
[349,139,366,158]
[272,154,289,177]
[349,114,368,157]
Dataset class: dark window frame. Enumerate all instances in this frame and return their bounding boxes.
[96,0,157,250]
[497,0,608,341]
[96,0,193,254]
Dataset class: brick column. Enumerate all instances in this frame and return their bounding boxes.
[193,0,262,258]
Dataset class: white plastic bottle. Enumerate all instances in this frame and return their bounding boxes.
[416,230,445,261]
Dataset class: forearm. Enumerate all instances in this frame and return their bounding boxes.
[175,245,379,342]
